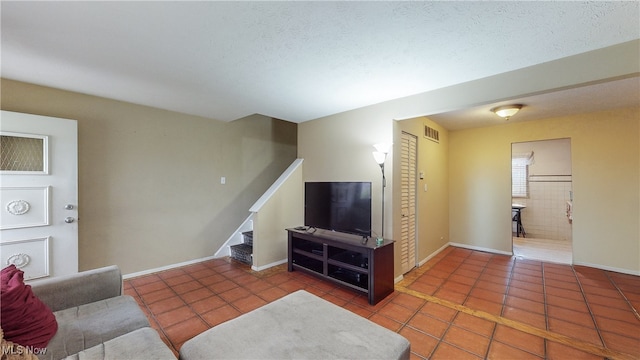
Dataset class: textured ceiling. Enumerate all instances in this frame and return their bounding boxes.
[1,1,639,125]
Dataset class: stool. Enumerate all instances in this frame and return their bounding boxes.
[512,205,526,237]
[179,290,410,360]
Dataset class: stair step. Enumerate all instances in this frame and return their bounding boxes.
[230,243,253,265]
[242,231,253,246]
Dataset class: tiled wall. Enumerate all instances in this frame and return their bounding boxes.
[513,175,573,241]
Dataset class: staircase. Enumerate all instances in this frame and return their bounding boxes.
[215,158,303,270]
[230,231,253,265]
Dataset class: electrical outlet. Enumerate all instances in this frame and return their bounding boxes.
[220,177,226,185]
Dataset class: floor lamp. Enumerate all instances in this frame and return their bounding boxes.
[372,143,390,240]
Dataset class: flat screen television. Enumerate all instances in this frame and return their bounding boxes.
[304,182,372,238]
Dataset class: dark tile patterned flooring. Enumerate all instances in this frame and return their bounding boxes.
[124,246,640,359]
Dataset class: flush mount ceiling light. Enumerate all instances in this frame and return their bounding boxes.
[490,104,523,120]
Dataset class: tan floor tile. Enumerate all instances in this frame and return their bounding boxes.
[163,274,194,287]
[469,287,506,304]
[547,318,603,346]
[135,279,169,295]
[452,312,496,338]
[407,312,450,339]
[545,341,603,360]
[508,286,545,303]
[377,302,416,323]
[443,325,490,357]
[147,296,186,315]
[399,326,438,359]
[464,296,504,316]
[408,281,439,295]
[391,292,426,311]
[419,301,458,322]
[546,305,596,328]
[487,341,543,360]
[600,330,640,357]
[369,313,403,332]
[189,294,227,313]
[589,302,638,324]
[154,305,197,328]
[180,287,215,304]
[233,294,267,313]
[493,325,545,357]
[200,304,241,327]
[434,287,468,304]
[140,287,175,305]
[128,274,163,287]
[218,285,250,303]
[431,342,482,360]
[171,280,201,295]
[505,295,546,314]
[163,317,209,347]
[594,316,640,338]
[502,306,547,329]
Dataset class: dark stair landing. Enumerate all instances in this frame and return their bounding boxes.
[230,231,253,265]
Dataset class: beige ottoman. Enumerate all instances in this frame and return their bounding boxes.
[179,290,410,360]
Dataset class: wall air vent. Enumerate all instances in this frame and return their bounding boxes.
[424,124,439,143]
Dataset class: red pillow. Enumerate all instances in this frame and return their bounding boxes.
[0,265,58,349]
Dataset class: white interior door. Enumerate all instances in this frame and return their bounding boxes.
[399,131,417,274]
[0,110,78,280]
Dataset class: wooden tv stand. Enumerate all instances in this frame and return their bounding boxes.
[287,228,394,305]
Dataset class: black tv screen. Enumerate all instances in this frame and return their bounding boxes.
[304,182,372,237]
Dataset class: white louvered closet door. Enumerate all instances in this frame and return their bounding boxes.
[400,132,417,274]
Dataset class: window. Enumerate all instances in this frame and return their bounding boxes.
[512,152,534,198]
[0,132,49,174]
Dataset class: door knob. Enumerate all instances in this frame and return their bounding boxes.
[65,204,74,210]
[64,217,75,224]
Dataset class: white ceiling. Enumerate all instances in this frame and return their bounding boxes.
[2,1,639,127]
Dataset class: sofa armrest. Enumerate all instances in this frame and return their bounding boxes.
[29,265,123,312]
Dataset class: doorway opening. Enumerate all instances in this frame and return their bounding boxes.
[511,139,573,264]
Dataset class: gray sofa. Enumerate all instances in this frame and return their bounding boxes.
[30,266,175,360]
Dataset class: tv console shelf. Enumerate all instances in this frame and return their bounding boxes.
[287,228,394,305]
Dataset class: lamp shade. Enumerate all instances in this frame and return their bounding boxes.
[373,151,386,165]
[373,143,391,154]
[491,104,523,119]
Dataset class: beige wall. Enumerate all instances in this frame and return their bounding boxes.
[252,161,304,269]
[299,106,407,275]
[449,108,639,273]
[1,79,297,275]
[298,106,395,241]
[512,139,572,176]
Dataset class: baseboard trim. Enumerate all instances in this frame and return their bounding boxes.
[573,261,640,276]
[123,255,219,279]
[251,258,288,272]
[448,242,513,256]
[418,242,451,267]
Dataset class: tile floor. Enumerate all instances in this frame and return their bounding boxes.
[513,236,572,265]
[124,246,640,359]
